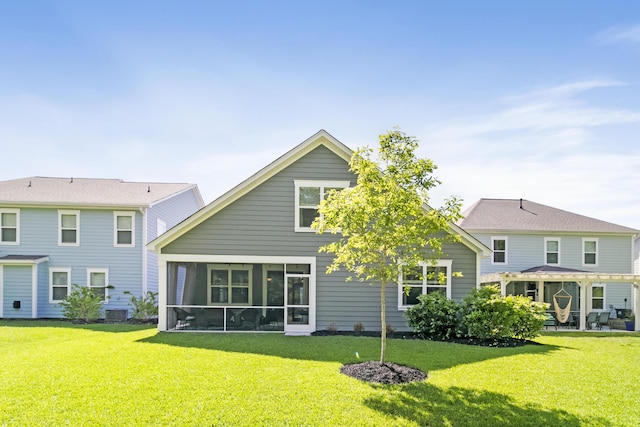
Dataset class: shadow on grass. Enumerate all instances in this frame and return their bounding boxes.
[0,319,156,333]
[364,382,597,427]
[136,332,561,371]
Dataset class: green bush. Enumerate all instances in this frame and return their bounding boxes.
[59,284,105,322]
[124,291,158,320]
[405,285,549,341]
[405,291,460,340]
[460,286,548,340]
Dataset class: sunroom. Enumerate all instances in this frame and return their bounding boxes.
[158,256,316,334]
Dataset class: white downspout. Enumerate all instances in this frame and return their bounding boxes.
[140,207,148,295]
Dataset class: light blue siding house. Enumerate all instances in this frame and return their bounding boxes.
[148,130,490,334]
[459,198,640,331]
[0,177,204,319]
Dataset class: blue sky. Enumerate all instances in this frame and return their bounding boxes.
[1,1,639,229]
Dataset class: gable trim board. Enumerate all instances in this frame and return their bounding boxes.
[149,130,490,333]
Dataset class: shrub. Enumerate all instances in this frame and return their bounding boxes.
[353,322,365,334]
[326,323,338,334]
[460,286,548,340]
[124,291,158,321]
[404,291,460,340]
[59,284,105,322]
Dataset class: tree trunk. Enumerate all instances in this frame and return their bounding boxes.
[380,280,386,363]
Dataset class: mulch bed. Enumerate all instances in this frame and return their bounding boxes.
[340,361,427,384]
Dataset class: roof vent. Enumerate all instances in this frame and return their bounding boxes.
[147,186,151,193]
[70,177,74,183]
[519,198,523,209]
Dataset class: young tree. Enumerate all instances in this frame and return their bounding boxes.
[313,129,463,362]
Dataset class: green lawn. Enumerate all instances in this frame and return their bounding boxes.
[1,321,638,426]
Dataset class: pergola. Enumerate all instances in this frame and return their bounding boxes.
[482,270,640,331]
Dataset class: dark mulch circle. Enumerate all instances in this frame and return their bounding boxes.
[340,361,427,384]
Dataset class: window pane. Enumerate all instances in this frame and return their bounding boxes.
[91,287,106,300]
[494,252,505,263]
[592,287,603,298]
[286,264,310,275]
[1,212,16,227]
[288,307,309,324]
[584,241,596,252]
[53,287,68,301]
[91,273,106,286]
[232,270,249,286]
[547,253,558,264]
[1,228,17,242]
[117,216,132,229]
[592,299,604,309]
[211,288,228,303]
[426,287,446,295]
[403,286,422,305]
[61,230,77,243]
[547,241,558,251]
[404,266,422,282]
[52,272,68,286]
[323,187,343,199]
[585,253,596,264]
[299,208,318,227]
[117,230,132,244]
[493,240,505,251]
[61,214,76,228]
[211,270,228,286]
[231,288,249,304]
[299,187,320,205]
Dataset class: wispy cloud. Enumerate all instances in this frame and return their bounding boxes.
[595,24,640,45]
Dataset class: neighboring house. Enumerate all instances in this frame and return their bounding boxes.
[148,130,490,334]
[459,198,640,330]
[0,177,204,319]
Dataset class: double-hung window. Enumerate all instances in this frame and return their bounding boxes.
[0,208,19,244]
[545,238,560,265]
[88,269,109,302]
[207,264,252,305]
[50,268,71,302]
[59,210,79,246]
[294,180,349,232]
[591,284,605,310]
[398,260,452,309]
[583,238,598,266]
[114,211,135,247]
[491,237,507,264]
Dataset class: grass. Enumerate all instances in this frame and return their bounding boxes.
[1,321,639,426]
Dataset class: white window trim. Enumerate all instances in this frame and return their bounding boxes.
[590,283,606,311]
[58,210,80,246]
[294,180,350,232]
[49,267,71,303]
[114,211,136,247]
[491,236,508,265]
[207,264,253,306]
[0,208,20,245]
[544,237,561,265]
[87,268,109,303]
[398,259,453,310]
[582,238,599,267]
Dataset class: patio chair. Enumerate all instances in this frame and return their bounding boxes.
[596,312,610,330]
[240,308,260,330]
[586,312,598,330]
[174,307,195,329]
[544,313,557,330]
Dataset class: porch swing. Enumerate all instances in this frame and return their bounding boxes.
[553,285,573,325]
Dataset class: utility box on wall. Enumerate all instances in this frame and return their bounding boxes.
[13,301,21,309]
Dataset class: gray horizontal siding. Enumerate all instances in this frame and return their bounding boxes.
[162,145,480,332]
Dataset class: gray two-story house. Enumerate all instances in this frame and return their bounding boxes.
[459,198,640,330]
[0,177,203,319]
[148,130,490,334]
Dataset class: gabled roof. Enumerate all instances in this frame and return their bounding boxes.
[0,177,203,209]
[459,198,638,234]
[148,129,491,257]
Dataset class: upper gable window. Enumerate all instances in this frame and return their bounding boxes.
[583,238,598,266]
[59,210,80,246]
[0,208,19,245]
[114,211,135,247]
[491,237,507,264]
[545,238,561,265]
[294,180,349,232]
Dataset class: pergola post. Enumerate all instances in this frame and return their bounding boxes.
[500,279,507,296]
[634,282,640,332]
[577,281,589,331]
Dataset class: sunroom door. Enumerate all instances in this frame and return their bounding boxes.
[284,264,314,334]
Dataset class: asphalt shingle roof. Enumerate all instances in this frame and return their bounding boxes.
[0,176,198,208]
[459,198,638,234]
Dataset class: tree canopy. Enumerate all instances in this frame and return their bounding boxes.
[313,129,463,362]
